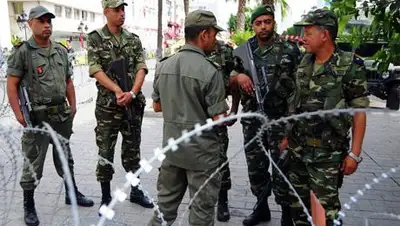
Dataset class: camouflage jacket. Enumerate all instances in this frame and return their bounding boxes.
[291,47,370,161]
[87,25,147,108]
[207,40,235,95]
[234,33,301,119]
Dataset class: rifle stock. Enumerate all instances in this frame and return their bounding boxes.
[233,42,265,113]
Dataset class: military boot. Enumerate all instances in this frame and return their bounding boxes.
[23,190,39,226]
[242,199,271,226]
[130,185,154,208]
[281,205,294,226]
[65,177,94,207]
[217,189,230,222]
[98,182,112,217]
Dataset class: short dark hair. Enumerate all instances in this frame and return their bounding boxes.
[317,25,338,41]
[184,25,212,41]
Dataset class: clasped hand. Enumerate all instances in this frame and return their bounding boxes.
[115,91,133,106]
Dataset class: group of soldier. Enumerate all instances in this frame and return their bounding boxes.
[5,0,368,226]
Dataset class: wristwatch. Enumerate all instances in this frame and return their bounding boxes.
[129,91,136,99]
[348,152,363,163]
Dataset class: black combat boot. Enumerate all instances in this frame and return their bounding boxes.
[65,178,94,207]
[281,205,294,226]
[23,190,39,226]
[130,185,154,208]
[242,199,271,226]
[98,182,112,217]
[217,189,230,222]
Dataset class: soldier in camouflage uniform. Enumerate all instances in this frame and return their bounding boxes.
[208,39,241,222]
[286,9,369,226]
[87,0,153,210]
[229,5,300,226]
[6,6,94,226]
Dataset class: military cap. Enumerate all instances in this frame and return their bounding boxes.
[185,10,224,31]
[294,8,338,28]
[251,5,275,24]
[28,5,55,20]
[102,0,128,9]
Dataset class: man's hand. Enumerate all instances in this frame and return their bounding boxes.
[236,73,254,95]
[341,155,359,175]
[16,114,26,127]
[116,92,133,106]
[225,111,237,127]
[279,137,288,151]
[71,106,77,119]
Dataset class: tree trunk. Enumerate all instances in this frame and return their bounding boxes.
[184,0,189,16]
[262,0,274,4]
[157,0,163,61]
[236,0,246,32]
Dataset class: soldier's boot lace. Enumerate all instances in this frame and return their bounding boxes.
[281,205,294,226]
[65,177,94,207]
[130,185,154,208]
[98,182,112,217]
[242,199,271,226]
[217,189,230,222]
[23,190,39,226]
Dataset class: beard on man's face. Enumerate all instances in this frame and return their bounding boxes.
[257,30,274,42]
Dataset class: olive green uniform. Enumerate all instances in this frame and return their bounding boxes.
[149,44,229,226]
[7,38,75,190]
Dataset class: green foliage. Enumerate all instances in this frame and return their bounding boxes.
[330,0,400,72]
[232,30,255,46]
[227,6,254,32]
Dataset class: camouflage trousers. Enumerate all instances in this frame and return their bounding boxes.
[215,126,231,191]
[241,118,271,199]
[148,161,221,226]
[94,104,144,182]
[288,146,342,226]
[20,105,75,190]
[267,125,291,207]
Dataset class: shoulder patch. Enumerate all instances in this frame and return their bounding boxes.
[206,58,221,69]
[13,42,24,48]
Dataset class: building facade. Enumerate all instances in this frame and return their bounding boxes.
[3,0,184,53]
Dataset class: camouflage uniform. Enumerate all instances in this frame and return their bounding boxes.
[208,40,236,191]
[234,33,300,204]
[288,9,370,226]
[87,24,147,183]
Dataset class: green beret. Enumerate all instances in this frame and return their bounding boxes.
[251,5,274,24]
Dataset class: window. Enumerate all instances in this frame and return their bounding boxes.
[74,9,80,20]
[82,11,88,21]
[65,7,72,18]
[55,5,62,17]
[90,12,95,22]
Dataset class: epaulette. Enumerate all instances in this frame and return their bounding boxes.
[13,42,24,48]
[57,41,68,50]
[206,58,221,69]
[131,32,139,38]
[160,55,170,62]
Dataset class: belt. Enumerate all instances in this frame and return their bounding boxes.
[305,137,323,147]
[33,102,68,114]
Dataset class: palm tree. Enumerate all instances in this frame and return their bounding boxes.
[157,0,163,60]
[229,0,289,32]
[184,0,189,16]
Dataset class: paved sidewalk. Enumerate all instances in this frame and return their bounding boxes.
[0,99,399,225]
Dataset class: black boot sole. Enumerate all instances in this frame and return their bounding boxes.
[65,199,95,207]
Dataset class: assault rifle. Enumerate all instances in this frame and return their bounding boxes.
[108,57,135,122]
[18,84,33,127]
[233,42,268,113]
